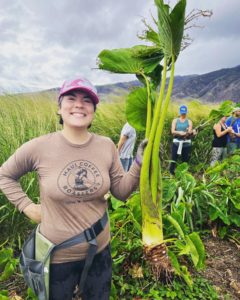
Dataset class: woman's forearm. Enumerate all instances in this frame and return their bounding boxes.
[23,203,41,223]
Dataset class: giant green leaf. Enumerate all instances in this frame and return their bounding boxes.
[136,64,163,89]
[98,45,163,75]
[126,87,148,131]
[169,0,186,58]
[155,0,186,60]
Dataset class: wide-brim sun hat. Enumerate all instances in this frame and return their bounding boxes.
[58,76,99,105]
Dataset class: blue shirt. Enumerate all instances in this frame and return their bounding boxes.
[176,118,189,132]
[225,116,240,143]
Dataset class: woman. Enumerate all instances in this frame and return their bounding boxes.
[169,105,196,175]
[210,116,232,166]
[0,76,146,300]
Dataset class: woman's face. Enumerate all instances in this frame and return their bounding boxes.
[59,91,95,129]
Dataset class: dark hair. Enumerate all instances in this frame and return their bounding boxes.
[59,115,64,125]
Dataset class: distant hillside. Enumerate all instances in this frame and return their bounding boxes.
[96,65,240,103]
[20,65,239,103]
[171,65,240,102]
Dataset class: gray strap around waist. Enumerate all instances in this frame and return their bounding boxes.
[54,212,108,251]
[53,212,108,296]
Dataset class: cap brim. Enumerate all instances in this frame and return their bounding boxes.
[59,87,99,104]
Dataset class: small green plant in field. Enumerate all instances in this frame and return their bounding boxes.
[0,290,9,300]
[111,273,219,299]
[0,247,18,281]
[162,152,240,240]
[26,287,39,300]
[204,154,240,236]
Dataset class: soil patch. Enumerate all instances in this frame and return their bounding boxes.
[199,237,240,300]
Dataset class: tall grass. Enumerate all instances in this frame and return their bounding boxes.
[0,93,59,159]
[0,93,59,246]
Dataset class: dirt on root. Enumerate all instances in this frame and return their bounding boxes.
[199,237,240,300]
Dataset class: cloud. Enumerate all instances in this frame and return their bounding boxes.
[0,0,239,92]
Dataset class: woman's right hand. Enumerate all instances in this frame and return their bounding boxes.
[177,131,187,136]
[227,126,234,133]
[23,203,41,223]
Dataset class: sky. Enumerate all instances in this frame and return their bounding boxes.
[0,0,239,93]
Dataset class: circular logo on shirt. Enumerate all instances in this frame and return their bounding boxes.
[57,160,103,199]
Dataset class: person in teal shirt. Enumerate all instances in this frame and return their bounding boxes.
[169,105,196,175]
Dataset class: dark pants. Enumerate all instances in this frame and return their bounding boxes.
[169,143,191,175]
[49,245,112,300]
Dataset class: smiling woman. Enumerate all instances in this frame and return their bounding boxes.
[0,75,147,300]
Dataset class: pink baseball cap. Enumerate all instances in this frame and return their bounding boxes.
[58,76,99,105]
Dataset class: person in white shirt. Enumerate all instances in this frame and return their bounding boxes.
[117,122,136,171]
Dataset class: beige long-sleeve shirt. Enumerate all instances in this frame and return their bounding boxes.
[0,131,140,263]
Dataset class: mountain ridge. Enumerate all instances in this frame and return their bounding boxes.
[8,65,239,103]
[96,65,240,103]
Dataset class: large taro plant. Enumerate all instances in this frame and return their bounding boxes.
[98,0,195,278]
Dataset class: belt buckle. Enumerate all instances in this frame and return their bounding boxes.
[84,227,96,242]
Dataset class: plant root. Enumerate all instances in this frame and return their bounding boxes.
[144,243,174,282]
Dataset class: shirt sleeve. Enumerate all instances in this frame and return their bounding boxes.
[225,117,232,127]
[121,124,131,137]
[0,139,39,212]
[109,141,140,201]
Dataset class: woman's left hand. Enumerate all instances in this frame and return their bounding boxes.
[135,139,148,166]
